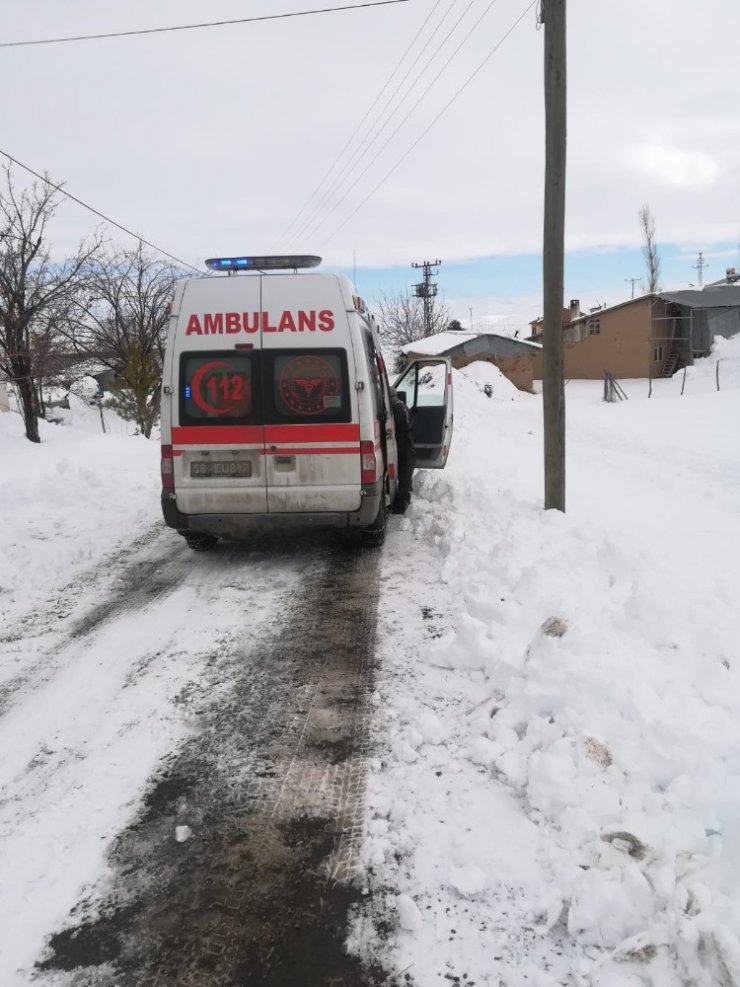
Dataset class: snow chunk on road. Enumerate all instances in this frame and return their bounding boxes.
[449,865,487,898]
[396,894,422,931]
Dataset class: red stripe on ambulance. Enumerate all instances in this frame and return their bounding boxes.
[265,424,360,444]
[173,423,360,447]
[172,425,263,445]
[262,446,359,456]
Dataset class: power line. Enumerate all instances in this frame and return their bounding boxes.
[0,1,409,48]
[0,149,200,273]
[304,0,508,247]
[271,0,448,251]
[274,0,466,250]
[319,0,537,248]
[283,0,474,250]
[295,0,487,248]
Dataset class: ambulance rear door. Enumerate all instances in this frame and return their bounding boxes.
[394,358,454,468]
[259,274,361,514]
[171,275,267,515]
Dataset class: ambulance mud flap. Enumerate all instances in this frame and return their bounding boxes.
[161,493,192,532]
[360,486,386,546]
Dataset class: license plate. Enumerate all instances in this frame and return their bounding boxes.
[190,460,252,478]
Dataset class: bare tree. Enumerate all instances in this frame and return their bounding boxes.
[71,243,182,438]
[0,163,100,442]
[374,290,450,369]
[639,204,661,293]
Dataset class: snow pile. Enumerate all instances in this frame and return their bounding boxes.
[682,334,740,392]
[0,404,160,631]
[357,343,740,985]
[454,358,521,401]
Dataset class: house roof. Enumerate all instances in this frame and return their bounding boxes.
[657,286,740,309]
[530,308,575,328]
[401,331,477,355]
[568,286,740,325]
[402,331,542,356]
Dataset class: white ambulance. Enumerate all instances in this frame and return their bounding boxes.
[160,255,453,550]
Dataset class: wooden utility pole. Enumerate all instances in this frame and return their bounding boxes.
[542,0,566,511]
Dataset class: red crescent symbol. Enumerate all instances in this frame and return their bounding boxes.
[191,360,234,415]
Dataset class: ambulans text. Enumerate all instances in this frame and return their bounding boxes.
[185,311,336,335]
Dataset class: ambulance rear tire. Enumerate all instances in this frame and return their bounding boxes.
[361,497,386,547]
[183,532,219,552]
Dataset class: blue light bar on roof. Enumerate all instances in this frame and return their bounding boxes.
[205,255,322,272]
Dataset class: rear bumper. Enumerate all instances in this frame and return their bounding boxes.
[161,482,382,537]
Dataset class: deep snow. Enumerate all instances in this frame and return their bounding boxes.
[354,339,740,986]
[1,341,739,985]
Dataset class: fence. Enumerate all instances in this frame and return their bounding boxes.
[603,371,628,403]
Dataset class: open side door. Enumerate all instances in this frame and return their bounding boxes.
[394,358,453,468]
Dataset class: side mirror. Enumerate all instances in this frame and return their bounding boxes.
[397,390,408,407]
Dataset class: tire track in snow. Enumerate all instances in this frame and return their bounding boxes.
[0,534,315,984]
[35,539,391,986]
[0,523,185,717]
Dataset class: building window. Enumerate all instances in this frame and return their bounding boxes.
[653,345,664,363]
[588,318,600,335]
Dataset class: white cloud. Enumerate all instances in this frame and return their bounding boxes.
[625,144,721,189]
[0,0,738,269]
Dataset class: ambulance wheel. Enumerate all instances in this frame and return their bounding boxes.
[361,497,386,547]
[183,532,219,552]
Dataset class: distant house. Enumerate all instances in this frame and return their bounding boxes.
[530,283,740,380]
[529,298,582,342]
[402,330,542,393]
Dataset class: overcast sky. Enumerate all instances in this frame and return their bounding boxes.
[1,0,738,325]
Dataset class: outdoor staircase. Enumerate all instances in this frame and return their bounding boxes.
[660,349,681,378]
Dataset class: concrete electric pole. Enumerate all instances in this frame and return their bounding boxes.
[542,0,566,512]
[412,259,442,337]
[625,277,640,299]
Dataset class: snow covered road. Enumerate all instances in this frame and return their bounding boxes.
[1,513,388,985]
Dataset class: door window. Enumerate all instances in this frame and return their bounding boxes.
[394,359,451,467]
[264,349,351,424]
[180,349,352,426]
[396,360,447,409]
[179,352,257,425]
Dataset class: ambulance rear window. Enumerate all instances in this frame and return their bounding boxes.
[265,349,351,423]
[179,352,257,424]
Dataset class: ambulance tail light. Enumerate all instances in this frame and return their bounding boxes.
[161,445,175,490]
[360,441,376,485]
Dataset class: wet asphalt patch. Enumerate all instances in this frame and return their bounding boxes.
[36,539,396,986]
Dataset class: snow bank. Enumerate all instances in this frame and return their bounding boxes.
[357,352,740,985]
[0,403,160,631]
[458,359,521,400]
